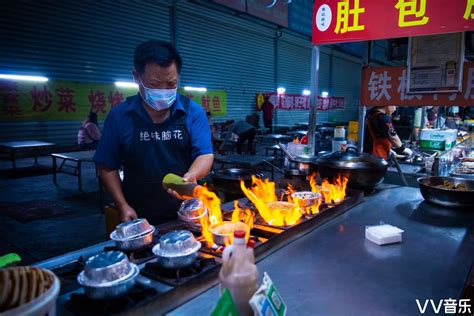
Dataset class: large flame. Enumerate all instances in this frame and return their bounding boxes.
[321,176,348,204]
[195,186,253,247]
[241,176,302,226]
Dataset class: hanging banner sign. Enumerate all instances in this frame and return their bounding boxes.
[256,93,344,111]
[0,80,227,121]
[312,0,474,45]
[360,62,474,106]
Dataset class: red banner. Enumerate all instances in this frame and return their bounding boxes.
[256,93,345,111]
[360,62,474,106]
[312,0,474,45]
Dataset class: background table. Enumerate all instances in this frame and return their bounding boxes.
[51,151,96,191]
[0,140,55,169]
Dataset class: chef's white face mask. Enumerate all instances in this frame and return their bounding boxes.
[138,78,177,111]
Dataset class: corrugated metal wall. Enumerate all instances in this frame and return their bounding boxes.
[0,0,171,148]
[175,2,275,123]
[0,0,362,148]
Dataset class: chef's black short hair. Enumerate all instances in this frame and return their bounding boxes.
[134,40,182,74]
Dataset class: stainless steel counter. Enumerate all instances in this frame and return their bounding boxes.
[171,184,474,315]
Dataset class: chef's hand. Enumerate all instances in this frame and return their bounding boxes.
[118,204,138,222]
[402,147,413,156]
[166,172,197,200]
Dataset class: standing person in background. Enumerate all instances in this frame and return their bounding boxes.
[364,105,412,160]
[77,111,101,150]
[226,120,257,154]
[94,40,213,224]
[261,96,274,134]
[411,106,428,142]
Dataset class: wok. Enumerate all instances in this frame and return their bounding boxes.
[211,168,264,195]
[316,147,389,190]
[417,176,474,209]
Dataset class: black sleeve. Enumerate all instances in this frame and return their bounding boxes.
[376,114,397,138]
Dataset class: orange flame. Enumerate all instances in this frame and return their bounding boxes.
[195,186,253,247]
[320,175,348,204]
[240,177,302,226]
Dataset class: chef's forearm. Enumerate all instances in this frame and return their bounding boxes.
[188,154,214,180]
[389,134,402,148]
[98,165,129,210]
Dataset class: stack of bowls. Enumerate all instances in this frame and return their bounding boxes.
[110,219,155,251]
[77,251,139,299]
[152,230,201,269]
[178,199,208,225]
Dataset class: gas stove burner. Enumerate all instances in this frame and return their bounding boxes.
[65,283,157,315]
[141,253,218,286]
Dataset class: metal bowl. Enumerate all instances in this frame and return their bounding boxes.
[115,218,152,239]
[417,176,474,209]
[78,265,139,299]
[152,244,200,269]
[81,251,133,285]
[110,227,155,251]
[178,199,208,224]
[291,191,321,208]
[152,230,201,268]
[209,221,249,246]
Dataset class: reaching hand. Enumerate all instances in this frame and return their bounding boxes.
[402,147,413,156]
[166,172,197,200]
[118,205,138,222]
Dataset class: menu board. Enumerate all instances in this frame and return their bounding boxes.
[407,33,464,94]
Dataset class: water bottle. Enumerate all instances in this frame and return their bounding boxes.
[332,126,346,152]
[219,230,259,316]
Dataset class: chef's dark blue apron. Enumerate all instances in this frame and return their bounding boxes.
[123,96,192,224]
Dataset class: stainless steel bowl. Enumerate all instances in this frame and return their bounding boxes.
[417,176,474,209]
[291,191,321,208]
[152,230,201,269]
[178,199,208,224]
[209,221,249,246]
[82,251,133,284]
[110,227,155,251]
[77,250,140,299]
[115,218,152,239]
[78,264,139,299]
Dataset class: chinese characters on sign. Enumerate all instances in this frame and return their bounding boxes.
[256,93,345,111]
[360,62,474,106]
[0,81,227,120]
[138,129,184,142]
[313,0,474,45]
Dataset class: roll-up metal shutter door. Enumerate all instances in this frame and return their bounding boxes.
[276,30,331,125]
[328,54,361,124]
[0,0,171,148]
[175,2,275,124]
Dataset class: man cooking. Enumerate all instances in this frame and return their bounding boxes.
[94,40,213,224]
[364,105,412,160]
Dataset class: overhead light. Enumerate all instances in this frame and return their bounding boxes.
[115,81,138,88]
[277,87,286,94]
[321,91,329,98]
[0,74,48,82]
[184,86,207,92]
[302,89,311,96]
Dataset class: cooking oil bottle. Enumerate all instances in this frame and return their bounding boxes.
[219,230,259,316]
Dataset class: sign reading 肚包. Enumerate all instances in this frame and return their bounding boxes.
[0,80,227,121]
[312,0,474,45]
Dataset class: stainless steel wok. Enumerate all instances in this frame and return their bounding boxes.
[417,176,474,209]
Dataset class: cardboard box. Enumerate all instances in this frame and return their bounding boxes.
[419,129,457,150]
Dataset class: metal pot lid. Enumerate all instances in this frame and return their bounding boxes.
[292,154,319,164]
[78,263,139,288]
[316,148,388,169]
[79,251,136,287]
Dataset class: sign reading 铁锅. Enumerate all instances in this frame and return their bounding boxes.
[360,61,474,106]
[312,0,474,45]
